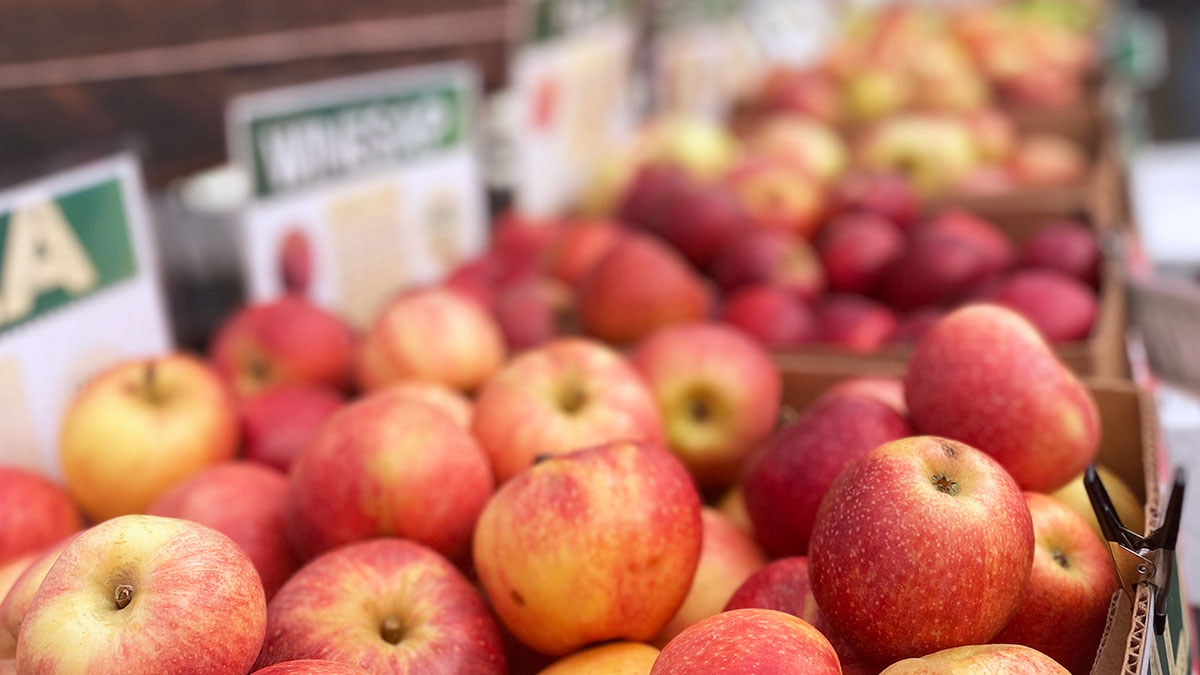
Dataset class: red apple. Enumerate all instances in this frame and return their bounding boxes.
[1000,67,1085,110]
[880,236,993,311]
[725,157,827,239]
[890,308,947,345]
[543,221,625,289]
[717,485,754,537]
[817,295,898,353]
[0,468,80,566]
[254,538,505,674]
[1008,135,1087,187]
[631,322,781,484]
[253,661,369,674]
[0,537,73,659]
[380,381,473,429]
[618,165,693,236]
[819,213,905,294]
[279,230,313,297]
[210,298,355,396]
[240,385,343,472]
[881,644,1070,674]
[491,211,560,280]
[649,609,840,675]
[710,229,825,303]
[981,270,1097,342]
[965,107,1018,162]
[810,436,1034,663]
[357,288,507,393]
[827,376,908,417]
[654,179,751,269]
[472,338,664,483]
[991,493,1119,675]
[756,67,844,125]
[149,462,298,600]
[1021,221,1100,288]
[832,171,919,231]
[917,210,1015,277]
[474,441,701,655]
[742,390,911,556]
[16,515,266,675]
[493,276,575,351]
[718,285,819,349]
[445,253,530,309]
[746,117,849,184]
[579,234,712,345]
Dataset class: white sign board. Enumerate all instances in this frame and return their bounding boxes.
[0,154,172,478]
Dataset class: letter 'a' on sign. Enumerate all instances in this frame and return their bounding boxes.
[0,201,98,324]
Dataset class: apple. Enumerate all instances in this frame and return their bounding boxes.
[980,270,1097,342]
[1008,135,1087,187]
[0,468,80,565]
[742,390,911,557]
[810,436,1034,663]
[473,441,701,656]
[1000,67,1085,110]
[831,171,919,231]
[725,157,827,239]
[253,661,369,674]
[965,108,1018,163]
[636,117,741,182]
[842,66,913,123]
[746,117,849,184]
[855,115,980,197]
[543,221,625,289]
[828,376,908,417]
[240,385,343,472]
[649,609,840,675]
[890,309,947,345]
[954,164,1015,195]
[710,229,825,303]
[716,485,754,537]
[537,642,659,675]
[254,538,505,674]
[0,537,74,659]
[493,276,575,351]
[578,234,712,345]
[491,211,560,279]
[756,67,844,125]
[472,338,664,483]
[917,210,1015,277]
[357,288,507,393]
[1021,221,1100,288]
[992,493,1119,674]
[210,298,355,396]
[1051,465,1144,539]
[148,462,297,600]
[287,389,493,561]
[631,322,781,485]
[880,644,1070,674]
[653,508,766,646]
[279,230,313,297]
[718,284,819,349]
[60,354,239,522]
[618,165,693,237]
[444,253,530,309]
[379,381,473,429]
[879,236,992,311]
[16,515,266,675]
[652,179,751,269]
[905,305,1101,491]
[816,295,898,353]
[819,213,905,294]
[0,554,37,616]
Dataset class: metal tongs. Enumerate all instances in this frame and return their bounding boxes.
[1085,465,1187,635]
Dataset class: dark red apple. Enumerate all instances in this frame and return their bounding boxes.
[719,285,819,349]
[819,213,905,294]
[1021,221,1100,288]
[980,271,1098,342]
[817,295,898,352]
[711,229,825,303]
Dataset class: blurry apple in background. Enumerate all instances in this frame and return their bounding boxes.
[649,609,840,675]
[16,515,266,675]
[880,644,1070,675]
[491,211,560,280]
[210,298,355,396]
[279,230,313,297]
[880,236,992,311]
[444,253,520,309]
[890,308,948,345]
[538,642,659,675]
[1052,465,1144,539]
[981,270,1097,342]
[855,115,979,197]
[252,661,369,675]
[1022,220,1101,287]
[954,164,1015,195]
[725,158,827,239]
[816,295,898,353]
[1000,67,1085,110]
[357,288,506,393]
[653,508,766,646]
[742,390,911,557]
[964,107,1018,163]
[906,305,1101,491]
[381,381,473,429]
[631,323,781,485]
[474,441,701,656]
[618,165,693,236]
[287,390,493,561]
[842,66,913,123]
[240,384,343,472]
[819,213,905,294]
[0,468,80,565]
[493,276,575,352]
[636,116,742,181]
[917,210,1015,276]
[809,437,1034,663]
[756,67,844,125]
[991,493,1118,674]
[717,485,754,536]
[746,117,849,184]
[60,354,239,522]
[1009,135,1087,187]
[718,285,819,349]
[255,539,505,674]
[149,463,297,600]
[652,179,751,269]
[0,537,74,659]
[710,229,824,303]
[578,234,712,345]
[0,554,38,615]
[471,338,663,483]
[831,171,919,230]
[827,376,907,417]
[543,221,625,289]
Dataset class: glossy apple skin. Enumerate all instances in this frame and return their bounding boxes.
[211,298,355,395]
[832,171,919,230]
[981,270,1097,343]
[817,295,898,353]
[880,236,992,311]
[286,390,493,561]
[59,354,240,522]
[543,221,625,289]
[0,554,38,613]
[917,210,1014,277]
[649,609,841,675]
[149,463,297,600]
[810,437,1034,664]
[631,322,782,485]
[471,338,664,483]
[379,381,473,429]
[252,660,369,674]
[718,285,819,349]
[725,158,828,241]
[0,468,80,565]
[742,390,911,557]
[473,441,702,656]
[357,288,507,393]
[1021,221,1100,288]
[710,229,825,303]
[0,537,74,658]
[880,644,1070,674]
[905,305,1100,491]
[255,539,505,674]
[537,642,659,675]
[991,493,1119,675]
[16,515,266,675]
[819,213,905,295]
[492,277,574,352]
[652,179,751,269]
[240,385,344,472]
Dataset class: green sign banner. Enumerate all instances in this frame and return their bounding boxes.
[1153,559,1193,675]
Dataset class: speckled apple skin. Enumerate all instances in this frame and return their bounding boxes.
[473,441,702,656]
[0,468,80,566]
[252,659,370,674]
[810,436,1034,664]
[904,305,1100,492]
[254,539,505,675]
[880,644,1070,674]
[991,494,1119,675]
[0,536,75,658]
[649,609,841,675]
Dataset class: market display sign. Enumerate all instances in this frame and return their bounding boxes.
[1152,560,1194,675]
[511,0,637,217]
[228,63,488,328]
[0,154,171,478]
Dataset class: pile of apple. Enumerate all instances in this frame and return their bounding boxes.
[0,266,1147,675]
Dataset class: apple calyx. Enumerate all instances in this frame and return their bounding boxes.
[931,473,959,496]
[245,353,273,385]
[380,615,406,645]
[557,381,589,415]
[114,583,134,610]
[1052,551,1070,569]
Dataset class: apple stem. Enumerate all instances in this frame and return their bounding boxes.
[143,361,161,405]
[380,615,405,645]
[114,584,134,610]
